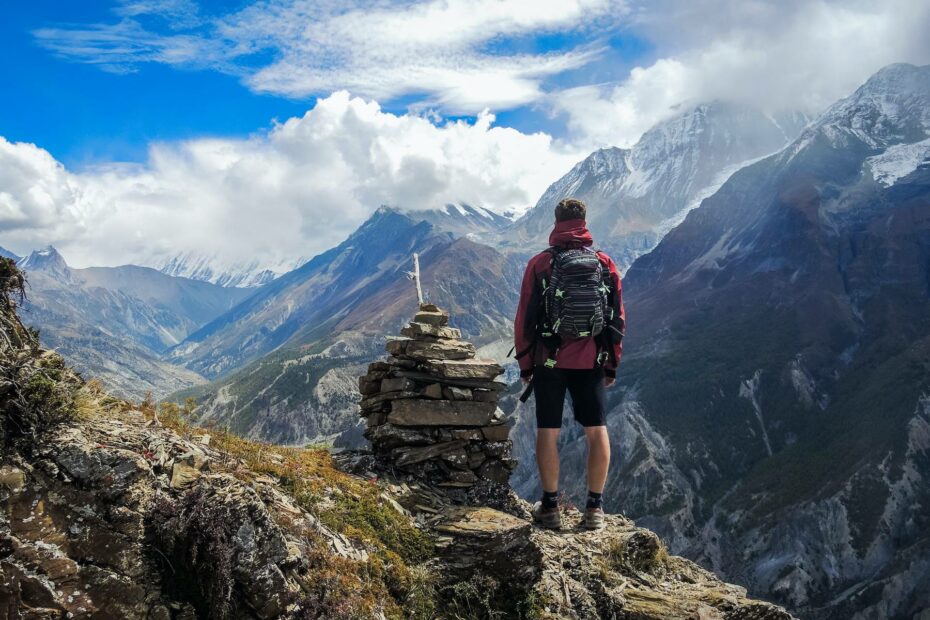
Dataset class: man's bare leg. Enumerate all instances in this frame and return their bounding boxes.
[536,428,561,493]
[532,427,563,528]
[584,425,610,493]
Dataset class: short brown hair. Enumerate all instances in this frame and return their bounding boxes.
[554,198,586,222]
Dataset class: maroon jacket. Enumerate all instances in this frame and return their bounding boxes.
[513,219,625,378]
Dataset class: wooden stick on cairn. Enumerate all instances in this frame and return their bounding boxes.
[406,252,424,305]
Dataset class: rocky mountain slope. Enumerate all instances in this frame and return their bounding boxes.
[169,220,522,447]
[0,267,794,619]
[510,63,930,619]
[165,208,453,379]
[0,246,19,260]
[14,246,250,399]
[501,103,808,267]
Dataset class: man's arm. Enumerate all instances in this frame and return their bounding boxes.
[602,254,625,384]
[514,257,539,382]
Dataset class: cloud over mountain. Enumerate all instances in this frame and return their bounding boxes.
[0,91,581,269]
[555,0,930,147]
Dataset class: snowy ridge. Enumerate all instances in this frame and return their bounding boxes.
[784,63,930,162]
[866,137,930,186]
[157,251,308,288]
[394,202,511,240]
[508,101,804,268]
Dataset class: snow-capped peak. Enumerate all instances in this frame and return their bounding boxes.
[156,252,307,288]
[811,63,930,148]
[18,245,69,273]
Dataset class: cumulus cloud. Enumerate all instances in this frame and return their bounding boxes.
[555,0,930,148]
[34,0,623,112]
[0,92,582,269]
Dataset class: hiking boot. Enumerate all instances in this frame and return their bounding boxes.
[531,501,562,530]
[583,507,605,530]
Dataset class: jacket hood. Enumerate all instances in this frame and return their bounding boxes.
[549,219,594,249]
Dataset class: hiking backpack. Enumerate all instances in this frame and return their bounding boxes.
[541,247,611,341]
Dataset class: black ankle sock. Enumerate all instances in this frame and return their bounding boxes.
[542,490,559,509]
[586,491,603,510]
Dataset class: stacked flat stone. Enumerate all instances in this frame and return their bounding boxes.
[359,303,516,487]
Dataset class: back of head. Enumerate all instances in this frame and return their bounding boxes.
[555,198,586,222]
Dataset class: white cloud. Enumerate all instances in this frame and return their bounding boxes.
[0,92,582,269]
[555,0,930,148]
[34,0,623,112]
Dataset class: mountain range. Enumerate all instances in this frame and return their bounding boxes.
[156,251,309,288]
[12,246,250,398]
[510,62,930,619]
[498,103,810,268]
[168,206,521,445]
[7,63,930,618]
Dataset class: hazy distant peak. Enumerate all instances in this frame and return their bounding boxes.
[0,246,21,261]
[18,245,69,273]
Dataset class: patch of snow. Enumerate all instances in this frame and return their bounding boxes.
[866,138,930,186]
[739,370,773,456]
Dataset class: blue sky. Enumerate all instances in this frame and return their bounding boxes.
[1,0,927,271]
[1,1,652,169]
[1,2,315,167]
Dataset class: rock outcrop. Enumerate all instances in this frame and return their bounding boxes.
[1,259,795,618]
[359,303,516,488]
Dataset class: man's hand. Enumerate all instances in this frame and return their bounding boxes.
[604,377,616,388]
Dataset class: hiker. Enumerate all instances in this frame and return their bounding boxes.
[513,198,625,530]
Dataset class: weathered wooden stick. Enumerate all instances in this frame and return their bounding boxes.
[413,253,424,305]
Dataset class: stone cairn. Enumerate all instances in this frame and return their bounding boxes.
[358,303,516,488]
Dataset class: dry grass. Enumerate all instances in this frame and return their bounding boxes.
[155,401,436,619]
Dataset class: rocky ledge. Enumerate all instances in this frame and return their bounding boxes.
[2,405,795,619]
[0,258,795,618]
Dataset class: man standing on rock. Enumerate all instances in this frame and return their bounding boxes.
[513,198,625,530]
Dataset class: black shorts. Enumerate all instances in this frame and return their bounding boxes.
[532,366,606,429]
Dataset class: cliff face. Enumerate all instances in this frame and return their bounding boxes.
[0,259,794,619]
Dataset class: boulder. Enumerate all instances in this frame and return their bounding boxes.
[393,440,467,467]
[413,310,449,326]
[364,424,435,449]
[478,459,513,484]
[480,425,511,442]
[401,322,462,339]
[404,339,476,361]
[443,386,473,400]
[387,399,497,427]
[0,465,25,492]
[385,338,412,357]
[358,376,381,395]
[422,359,504,380]
[422,383,444,399]
[380,377,415,393]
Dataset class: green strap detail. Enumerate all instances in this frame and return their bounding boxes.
[552,318,561,332]
[541,332,553,337]
[541,277,548,290]
[579,330,591,337]
[555,288,565,298]
[544,358,557,368]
